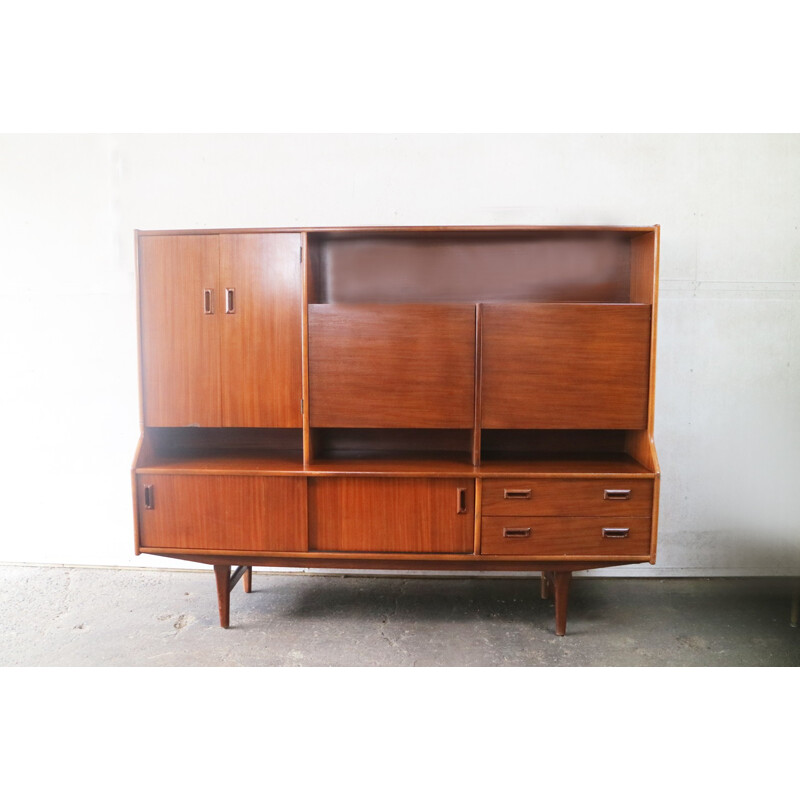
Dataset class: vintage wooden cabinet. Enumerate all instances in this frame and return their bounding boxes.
[132,226,661,634]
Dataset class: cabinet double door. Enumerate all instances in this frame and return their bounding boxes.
[138,233,302,427]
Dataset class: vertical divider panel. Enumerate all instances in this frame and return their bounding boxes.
[473,478,482,555]
[472,303,482,466]
[301,232,313,465]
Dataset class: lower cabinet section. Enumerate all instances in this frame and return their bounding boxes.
[480,516,651,556]
[308,477,474,553]
[137,475,307,552]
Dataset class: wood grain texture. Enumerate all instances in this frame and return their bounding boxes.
[309,304,476,428]
[481,303,651,429]
[481,478,654,517]
[219,233,302,427]
[308,477,474,553]
[138,234,221,426]
[480,516,652,557]
[136,475,307,552]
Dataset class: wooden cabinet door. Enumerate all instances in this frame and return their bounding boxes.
[139,235,222,427]
[481,303,651,429]
[309,304,476,428]
[219,234,303,427]
[137,475,307,552]
[308,477,474,553]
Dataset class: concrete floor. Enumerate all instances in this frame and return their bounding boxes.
[0,564,798,666]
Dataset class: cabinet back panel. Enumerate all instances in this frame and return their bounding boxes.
[310,232,631,303]
[139,235,222,427]
[481,303,651,429]
[219,233,303,427]
[309,304,476,428]
[308,477,474,553]
[136,475,307,551]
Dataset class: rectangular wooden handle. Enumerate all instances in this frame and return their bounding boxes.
[203,289,214,314]
[503,489,531,499]
[225,288,236,314]
[503,527,531,538]
[604,489,631,500]
[602,527,629,538]
[143,484,154,510]
[457,487,468,514]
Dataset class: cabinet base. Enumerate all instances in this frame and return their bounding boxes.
[167,554,648,635]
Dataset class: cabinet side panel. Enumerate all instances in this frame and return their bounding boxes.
[308,477,474,553]
[139,235,222,426]
[219,233,303,427]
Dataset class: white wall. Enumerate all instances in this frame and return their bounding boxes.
[1,134,798,575]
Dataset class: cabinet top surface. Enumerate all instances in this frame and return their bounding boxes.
[136,225,660,236]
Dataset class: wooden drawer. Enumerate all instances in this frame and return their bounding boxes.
[482,478,654,517]
[137,475,307,552]
[308,477,474,553]
[481,516,652,556]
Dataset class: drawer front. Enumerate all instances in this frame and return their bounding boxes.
[482,478,654,517]
[308,477,474,553]
[481,516,652,556]
[137,475,307,552]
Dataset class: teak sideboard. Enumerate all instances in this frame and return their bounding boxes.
[132,226,661,635]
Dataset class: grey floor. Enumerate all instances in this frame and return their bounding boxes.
[1,564,798,666]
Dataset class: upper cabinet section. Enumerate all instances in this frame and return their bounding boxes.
[138,232,302,428]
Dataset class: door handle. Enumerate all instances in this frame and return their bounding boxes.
[203,289,214,314]
[225,288,236,314]
[456,487,468,514]
[143,484,155,510]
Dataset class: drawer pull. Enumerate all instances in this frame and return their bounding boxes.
[457,487,468,514]
[602,527,629,539]
[604,489,631,501]
[225,287,236,314]
[503,527,532,538]
[203,288,214,314]
[503,489,531,500]
[143,484,155,510]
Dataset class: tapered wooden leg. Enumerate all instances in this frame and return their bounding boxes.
[553,571,572,636]
[214,565,231,629]
[243,566,252,594]
[540,573,549,599]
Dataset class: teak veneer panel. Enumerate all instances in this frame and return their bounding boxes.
[480,516,652,557]
[481,478,654,517]
[139,235,222,427]
[136,475,307,552]
[219,233,302,427]
[308,477,474,553]
[481,303,651,429]
[309,304,476,428]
